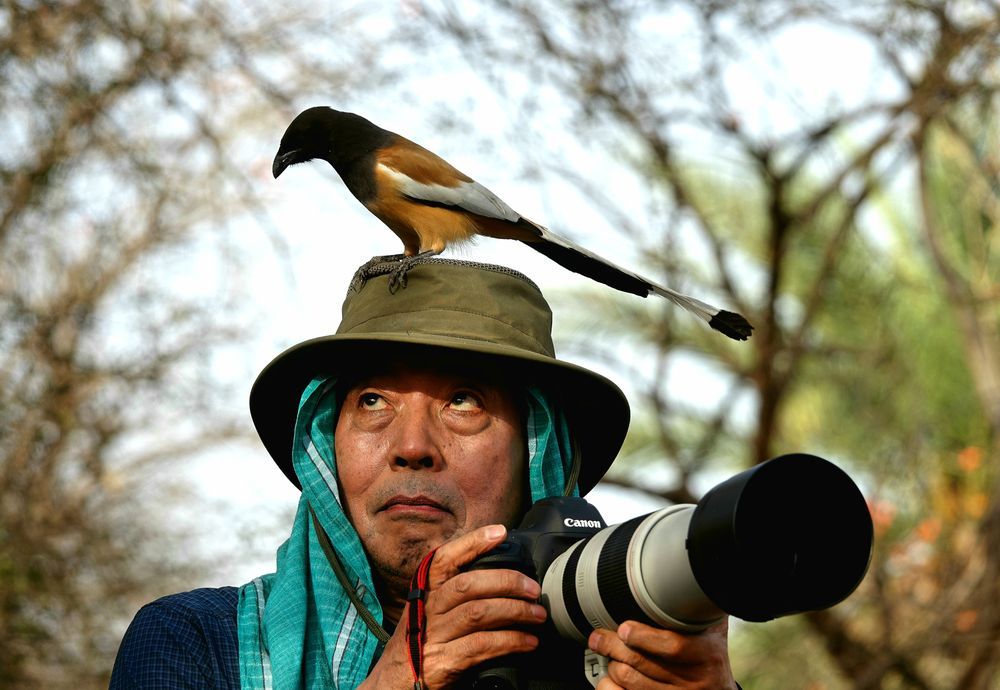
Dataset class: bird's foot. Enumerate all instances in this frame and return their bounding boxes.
[369,253,408,264]
[386,251,442,293]
[387,255,419,293]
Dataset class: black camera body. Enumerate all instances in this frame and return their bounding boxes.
[465,454,875,690]
[470,495,607,588]
[465,497,608,689]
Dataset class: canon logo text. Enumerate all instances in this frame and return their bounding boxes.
[563,518,603,529]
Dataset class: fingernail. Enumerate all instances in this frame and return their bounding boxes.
[531,604,547,621]
[485,524,505,540]
[524,578,541,598]
[588,630,603,652]
[618,622,631,642]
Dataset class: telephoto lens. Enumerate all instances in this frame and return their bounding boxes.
[542,453,873,641]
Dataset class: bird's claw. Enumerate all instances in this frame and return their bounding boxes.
[387,257,417,293]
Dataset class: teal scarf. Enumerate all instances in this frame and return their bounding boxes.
[237,376,577,689]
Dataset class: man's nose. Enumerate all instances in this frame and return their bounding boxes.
[390,404,441,470]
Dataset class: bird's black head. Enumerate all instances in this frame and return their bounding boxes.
[272,106,390,178]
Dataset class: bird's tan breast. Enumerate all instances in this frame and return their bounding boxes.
[366,166,478,255]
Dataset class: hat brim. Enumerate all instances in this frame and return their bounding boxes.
[249,332,630,496]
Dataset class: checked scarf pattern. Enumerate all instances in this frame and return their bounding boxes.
[237,375,578,690]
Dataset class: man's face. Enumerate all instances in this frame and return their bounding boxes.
[335,361,527,587]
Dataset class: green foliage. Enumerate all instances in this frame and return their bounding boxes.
[732,617,851,690]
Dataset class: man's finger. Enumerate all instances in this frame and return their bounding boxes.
[421,629,541,689]
[428,568,541,613]
[427,524,509,586]
[426,596,547,641]
[589,621,735,688]
[616,620,730,665]
[590,628,674,683]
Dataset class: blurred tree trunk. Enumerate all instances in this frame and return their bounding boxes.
[417,1,1000,688]
[0,2,385,687]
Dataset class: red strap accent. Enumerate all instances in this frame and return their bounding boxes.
[406,548,438,689]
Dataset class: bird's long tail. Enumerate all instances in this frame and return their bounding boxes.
[522,225,753,341]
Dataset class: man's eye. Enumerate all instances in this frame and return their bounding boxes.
[359,393,387,410]
[449,392,482,411]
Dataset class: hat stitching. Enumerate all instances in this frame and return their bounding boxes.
[345,305,551,353]
[349,256,542,293]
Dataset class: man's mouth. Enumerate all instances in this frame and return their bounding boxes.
[380,495,450,515]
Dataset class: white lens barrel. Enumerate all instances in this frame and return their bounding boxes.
[628,506,724,631]
[542,526,623,643]
[542,506,725,641]
[542,540,589,644]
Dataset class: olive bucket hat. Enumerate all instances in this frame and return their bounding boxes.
[249,257,630,495]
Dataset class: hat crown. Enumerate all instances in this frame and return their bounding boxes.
[338,258,556,358]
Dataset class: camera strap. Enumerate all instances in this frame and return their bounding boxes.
[308,504,390,644]
[407,547,439,690]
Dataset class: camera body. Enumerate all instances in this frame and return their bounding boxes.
[465,496,609,689]
[465,453,875,690]
[469,495,607,590]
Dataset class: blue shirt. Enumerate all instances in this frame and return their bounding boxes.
[109,587,742,689]
[110,587,240,689]
[108,587,593,689]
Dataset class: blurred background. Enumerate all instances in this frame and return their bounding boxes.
[2,1,998,688]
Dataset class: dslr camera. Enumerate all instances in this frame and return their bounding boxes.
[466,453,874,689]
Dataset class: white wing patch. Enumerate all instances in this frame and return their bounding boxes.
[377,163,521,222]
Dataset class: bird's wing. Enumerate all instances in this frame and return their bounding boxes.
[376,141,521,222]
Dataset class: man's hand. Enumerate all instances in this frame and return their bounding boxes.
[588,619,738,690]
[362,524,546,690]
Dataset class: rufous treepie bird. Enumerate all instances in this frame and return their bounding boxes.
[272,106,753,341]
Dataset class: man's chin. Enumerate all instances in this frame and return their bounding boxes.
[372,533,451,585]
[367,518,459,574]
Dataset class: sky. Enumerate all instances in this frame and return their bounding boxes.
[174,4,896,587]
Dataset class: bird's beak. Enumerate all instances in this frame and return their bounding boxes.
[272,149,302,178]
